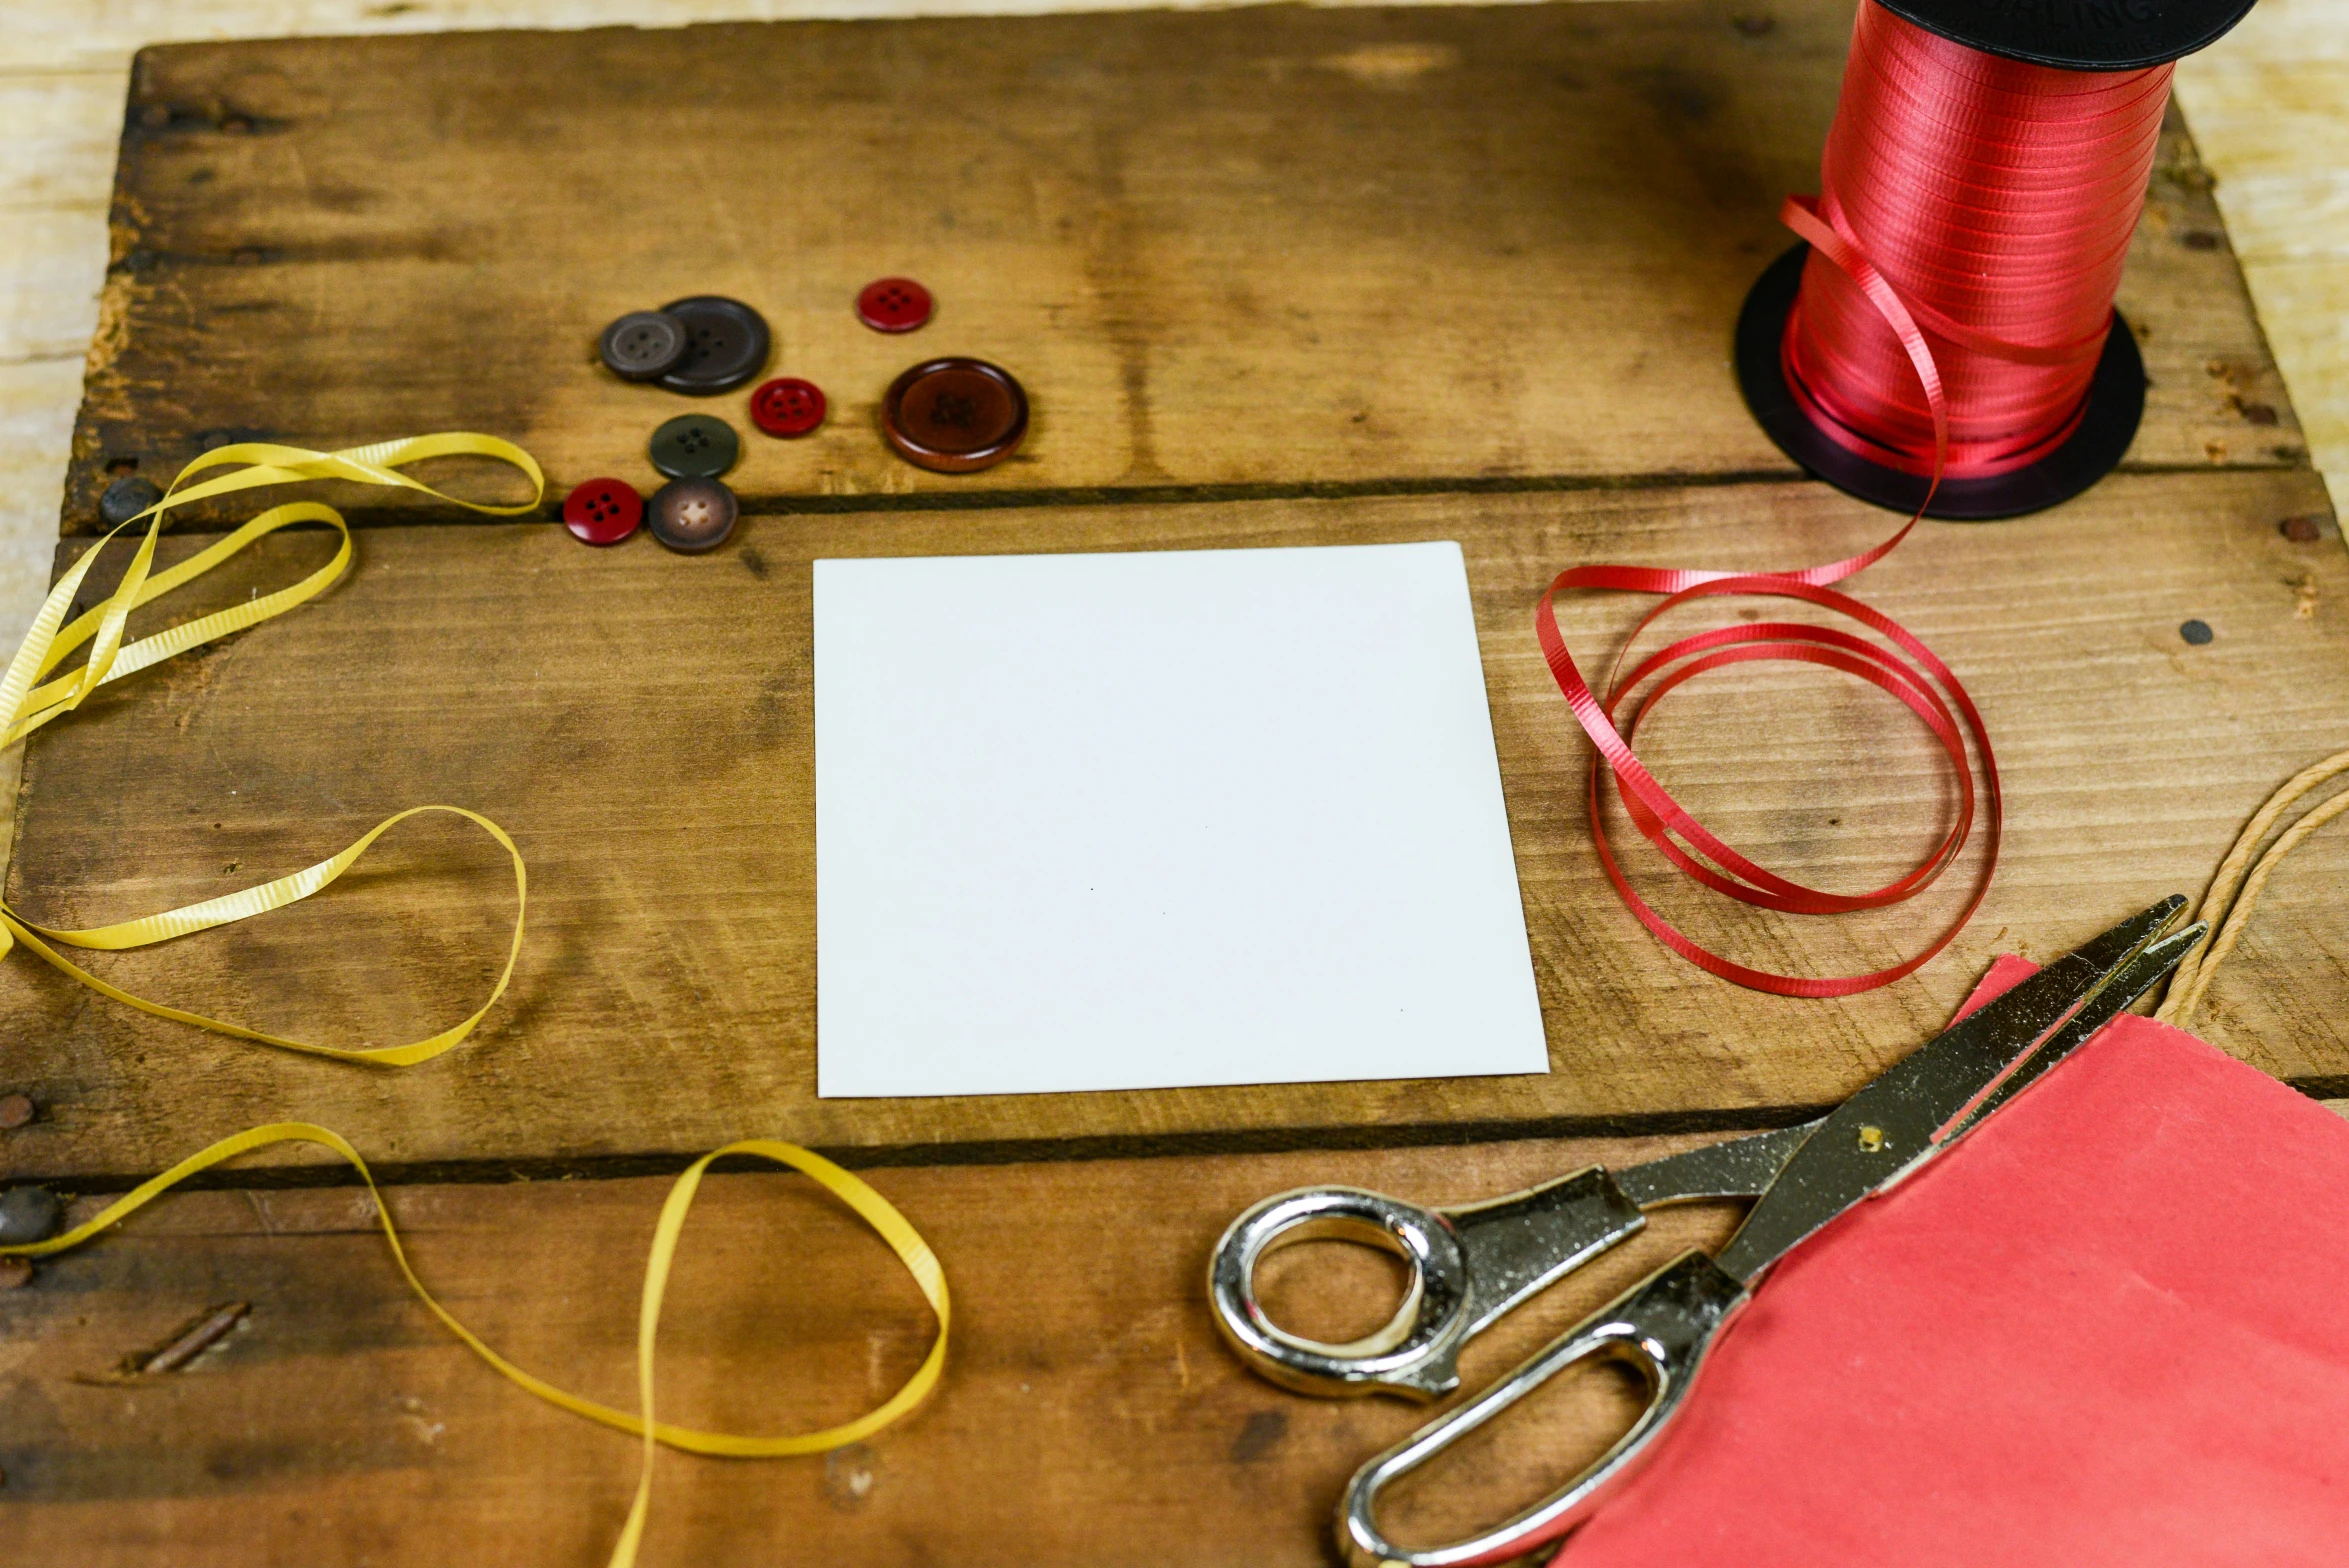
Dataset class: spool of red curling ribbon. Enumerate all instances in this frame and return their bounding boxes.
[1545,0,2254,997]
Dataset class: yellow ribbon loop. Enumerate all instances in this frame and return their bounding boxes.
[0,1125,950,1568]
[0,435,541,1064]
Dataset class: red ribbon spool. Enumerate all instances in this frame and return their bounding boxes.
[1543,1,2178,997]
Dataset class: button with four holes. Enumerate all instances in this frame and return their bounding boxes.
[599,310,689,382]
[857,277,933,333]
[750,377,828,438]
[649,413,740,478]
[648,477,738,553]
[563,477,643,545]
[656,296,771,395]
[882,358,1029,473]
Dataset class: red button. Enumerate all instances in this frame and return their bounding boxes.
[563,477,642,545]
[750,377,828,437]
[857,277,933,333]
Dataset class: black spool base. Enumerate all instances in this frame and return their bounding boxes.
[1734,243,2146,522]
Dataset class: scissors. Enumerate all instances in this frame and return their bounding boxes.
[1207,897,2205,1568]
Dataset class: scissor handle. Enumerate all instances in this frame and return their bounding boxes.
[1209,1171,1649,1401]
[1208,1185,1476,1400]
[1335,1250,1748,1568]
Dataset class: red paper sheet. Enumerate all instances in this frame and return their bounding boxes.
[1561,956,2349,1567]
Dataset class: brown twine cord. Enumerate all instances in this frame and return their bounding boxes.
[2158,747,2349,1031]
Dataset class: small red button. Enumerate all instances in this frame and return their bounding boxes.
[750,377,828,437]
[563,477,642,545]
[856,277,933,333]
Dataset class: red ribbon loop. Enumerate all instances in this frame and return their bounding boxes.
[1539,4,2169,995]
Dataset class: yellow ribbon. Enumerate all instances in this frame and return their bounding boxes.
[0,1125,949,1568]
[1,436,953,1563]
[0,435,542,1062]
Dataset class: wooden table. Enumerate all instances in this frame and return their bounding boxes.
[4,3,2344,1561]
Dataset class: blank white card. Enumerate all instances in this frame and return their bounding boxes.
[814,541,1548,1098]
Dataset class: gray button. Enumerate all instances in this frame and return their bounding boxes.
[0,1186,61,1246]
[100,475,164,527]
[599,310,690,381]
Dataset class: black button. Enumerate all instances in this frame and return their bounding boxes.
[648,414,740,479]
[656,296,770,396]
[0,1186,60,1246]
[100,475,164,527]
[599,310,689,381]
[648,477,739,553]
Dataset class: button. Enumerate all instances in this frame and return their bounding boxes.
[647,477,738,553]
[857,278,934,334]
[563,478,642,546]
[0,1186,61,1246]
[881,358,1029,473]
[599,309,690,381]
[656,296,770,396]
[750,377,827,438]
[0,1094,31,1130]
[649,413,740,478]
[100,475,164,528]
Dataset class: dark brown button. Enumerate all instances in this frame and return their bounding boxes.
[881,359,1028,474]
[599,310,689,381]
[657,296,770,396]
[0,1094,31,1130]
[647,477,738,553]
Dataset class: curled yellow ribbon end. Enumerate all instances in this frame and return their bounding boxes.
[0,1126,949,1568]
[0,435,542,1064]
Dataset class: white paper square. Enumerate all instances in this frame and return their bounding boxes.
[814,540,1547,1097]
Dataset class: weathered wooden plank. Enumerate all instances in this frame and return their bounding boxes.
[3,467,2343,1181]
[63,0,2298,531]
[2176,1,2349,494]
[0,1132,1743,1567]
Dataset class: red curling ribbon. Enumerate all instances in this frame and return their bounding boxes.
[1539,2,2169,996]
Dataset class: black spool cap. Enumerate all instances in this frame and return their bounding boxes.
[1874,0,2257,71]
[1734,243,2146,522]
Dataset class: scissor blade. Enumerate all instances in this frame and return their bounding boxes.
[1710,896,2185,1285]
[1937,921,2205,1146]
[1614,1121,1820,1207]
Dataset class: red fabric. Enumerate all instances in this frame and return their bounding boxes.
[1561,956,2349,1567]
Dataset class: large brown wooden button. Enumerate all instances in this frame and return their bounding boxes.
[647,476,738,553]
[881,358,1028,474]
[656,296,770,396]
[599,309,689,381]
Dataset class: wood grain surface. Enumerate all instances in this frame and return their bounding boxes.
[61,0,2299,531]
[7,467,2344,1184]
[0,1133,1744,1568]
[7,4,2349,1565]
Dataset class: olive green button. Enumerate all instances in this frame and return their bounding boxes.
[648,413,740,480]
